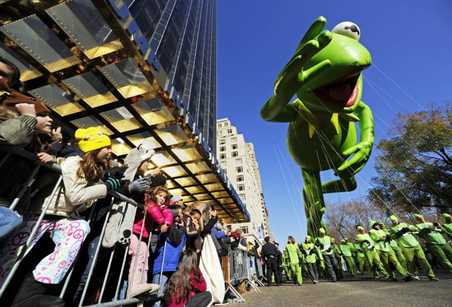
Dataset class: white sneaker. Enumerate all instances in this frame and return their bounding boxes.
[128,283,160,298]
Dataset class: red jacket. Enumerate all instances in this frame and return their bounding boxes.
[132,195,173,238]
[167,269,207,307]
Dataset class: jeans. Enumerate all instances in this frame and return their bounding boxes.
[306,262,319,282]
[0,204,23,239]
[72,235,101,305]
[323,254,337,281]
[151,272,171,307]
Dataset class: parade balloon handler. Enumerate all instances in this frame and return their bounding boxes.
[10,127,122,306]
[369,221,414,281]
[315,227,339,281]
[339,238,357,276]
[355,224,389,280]
[389,215,438,281]
[260,16,374,236]
[302,235,322,284]
[414,214,452,273]
[284,236,304,286]
[440,213,452,241]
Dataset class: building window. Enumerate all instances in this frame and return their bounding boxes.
[237,175,244,182]
[220,146,225,152]
[236,166,243,173]
[232,151,238,157]
[220,153,226,159]
[232,144,237,150]
[227,128,232,134]
[238,184,244,191]
[220,139,225,145]
[241,226,249,234]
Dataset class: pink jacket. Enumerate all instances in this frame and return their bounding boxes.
[132,196,173,238]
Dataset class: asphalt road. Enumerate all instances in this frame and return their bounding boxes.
[227,275,452,307]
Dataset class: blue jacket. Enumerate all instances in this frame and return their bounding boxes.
[152,233,186,275]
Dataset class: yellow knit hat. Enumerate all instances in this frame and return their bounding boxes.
[75,127,111,153]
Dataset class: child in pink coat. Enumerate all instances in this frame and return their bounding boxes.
[128,186,174,298]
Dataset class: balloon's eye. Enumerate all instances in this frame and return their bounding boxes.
[332,22,361,41]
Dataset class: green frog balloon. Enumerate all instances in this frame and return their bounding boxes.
[261,17,374,236]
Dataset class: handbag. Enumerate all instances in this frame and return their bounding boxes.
[102,201,137,248]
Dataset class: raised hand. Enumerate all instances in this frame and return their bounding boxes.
[128,177,149,193]
[261,16,333,121]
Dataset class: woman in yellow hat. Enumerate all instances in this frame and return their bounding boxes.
[12,127,122,306]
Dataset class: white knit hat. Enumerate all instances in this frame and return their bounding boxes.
[122,140,155,181]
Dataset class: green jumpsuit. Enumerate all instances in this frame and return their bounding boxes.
[389,222,436,279]
[353,242,368,274]
[316,235,339,281]
[389,238,407,270]
[441,214,452,240]
[355,232,389,279]
[370,226,408,278]
[282,250,292,280]
[415,222,452,272]
[302,241,321,283]
[284,242,304,285]
[339,242,357,275]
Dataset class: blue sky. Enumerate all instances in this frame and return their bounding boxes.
[216,0,452,245]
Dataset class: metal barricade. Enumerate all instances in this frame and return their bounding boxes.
[0,146,155,307]
[223,247,265,304]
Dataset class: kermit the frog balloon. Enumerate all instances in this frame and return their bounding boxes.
[261,17,374,236]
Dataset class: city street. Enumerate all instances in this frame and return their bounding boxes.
[228,276,452,307]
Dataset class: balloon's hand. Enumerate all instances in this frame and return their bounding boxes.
[274,31,332,96]
[337,141,372,176]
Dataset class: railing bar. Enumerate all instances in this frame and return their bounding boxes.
[78,197,115,307]
[9,164,41,210]
[114,245,129,300]
[0,153,11,168]
[83,297,141,307]
[98,248,116,303]
[0,175,62,298]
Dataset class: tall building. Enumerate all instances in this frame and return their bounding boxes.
[0,0,248,224]
[217,118,270,239]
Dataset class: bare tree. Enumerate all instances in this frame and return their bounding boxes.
[324,199,387,241]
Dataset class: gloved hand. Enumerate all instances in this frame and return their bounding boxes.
[105,176,121,191]
[128,178,149,193]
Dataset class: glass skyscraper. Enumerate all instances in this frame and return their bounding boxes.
[128,0,217,154]
[0,0,247,223]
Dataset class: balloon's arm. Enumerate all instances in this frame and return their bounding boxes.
[356,101,374,146]
[337,101,374,175]
[264,104,298,122]
[296,16,327,50]
[261,32,332,121]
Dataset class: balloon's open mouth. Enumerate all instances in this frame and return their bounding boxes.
[314,74,360,108]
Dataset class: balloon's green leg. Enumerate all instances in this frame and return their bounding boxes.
[302,168,325,237]
[322,175,357,194]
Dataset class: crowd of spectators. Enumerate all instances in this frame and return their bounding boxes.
[0,57,267,307]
